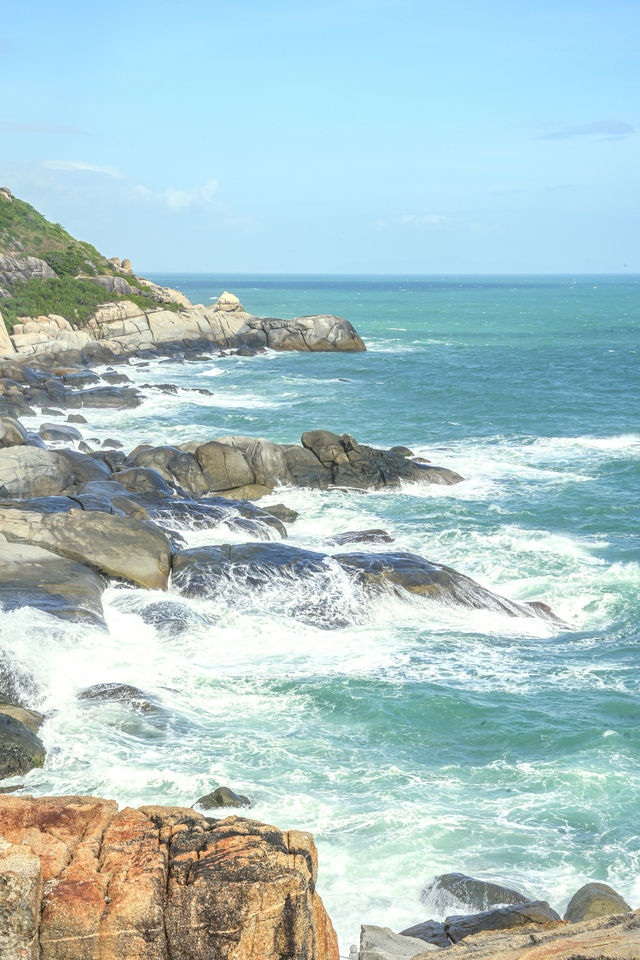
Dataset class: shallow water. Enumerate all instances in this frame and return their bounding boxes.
[3,274,639,946]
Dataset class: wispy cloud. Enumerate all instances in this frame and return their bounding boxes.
[44,160,121,177]
[371,212,448,230]
[160,178,219,211]
[538,120,634,141]
[1,121,88,136]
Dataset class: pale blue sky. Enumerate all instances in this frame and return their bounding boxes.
[1,0,638,272]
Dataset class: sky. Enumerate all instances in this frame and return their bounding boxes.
[1,0,638,273]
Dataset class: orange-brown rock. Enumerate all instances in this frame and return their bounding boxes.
[0,795,339,960]
[423,906,640,959]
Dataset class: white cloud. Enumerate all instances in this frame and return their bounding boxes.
[44,160,121,177]
[538,120,635,141]
[160,178,219,211]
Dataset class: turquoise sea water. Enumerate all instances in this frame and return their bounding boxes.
[3,274,639,946]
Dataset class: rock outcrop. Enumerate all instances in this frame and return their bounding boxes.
[563,881,632,923]
[0,795,339,960]
[2,291,366,361]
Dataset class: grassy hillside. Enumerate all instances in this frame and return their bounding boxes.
[0,192,115,278]
[0,190,181,330]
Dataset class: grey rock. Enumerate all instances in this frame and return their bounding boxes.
[0,446,75,497]
[0,416,29,448]
[78,682,160,713]
[359,925,438,960]
[0,507,172,589]
[422,872,529,913]
[39,421,82,442]
[563,882,632,924]
[444,900,562,944]
[0,713,46,779]
[195,440,254,492]
[398,921,450,949]
[330,529,393,545]
[195,786,251,810]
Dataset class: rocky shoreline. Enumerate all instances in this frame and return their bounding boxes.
[0,303,636,959]
[1,795,637,959]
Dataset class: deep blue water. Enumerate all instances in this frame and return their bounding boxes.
[4,274,639,946]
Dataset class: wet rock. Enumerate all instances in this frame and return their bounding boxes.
[172,542,330,597]
[422,872,529,913]
[39,422,83,442]
[398,920,451,949]
[0,713,46,778]
[334,551,557,620]
[76,385,141,408]
[0,446,75,497]
[330,528,394,545]
[0,508,172,589]
[78,682,160,713]
[0,702,43,735]
[360,925,438,960]
[102,438,123,449]
[390,446,414,457]
[444,900,562,943]
[139,600,208,636]
[263,502,299,523]
[195,786,251,809]
[564,882,631,923]
[0,541,106,625]
[66,413,87,424]
[0,795,339,960]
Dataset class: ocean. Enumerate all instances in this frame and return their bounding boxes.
[3,274,639,948]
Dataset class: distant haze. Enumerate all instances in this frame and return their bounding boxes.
[1,0,638,273]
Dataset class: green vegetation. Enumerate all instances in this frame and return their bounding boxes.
[1,278,182,330]
[0,190,185,332]
[0,194,113,277]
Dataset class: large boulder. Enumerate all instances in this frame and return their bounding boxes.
[421,872,529,913]
[195,440,255,492]
[0,508,172,589]
[301,431,462,489]
[564,882,631,923]
[0,446,75,497]
[215,436,290,488]
[256,314,366,352]
[0,795,339,960]
[0,540,106,625]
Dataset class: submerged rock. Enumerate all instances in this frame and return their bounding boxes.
[78,682,160,714]
[330,528,394,545]
[195,786,251,810]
